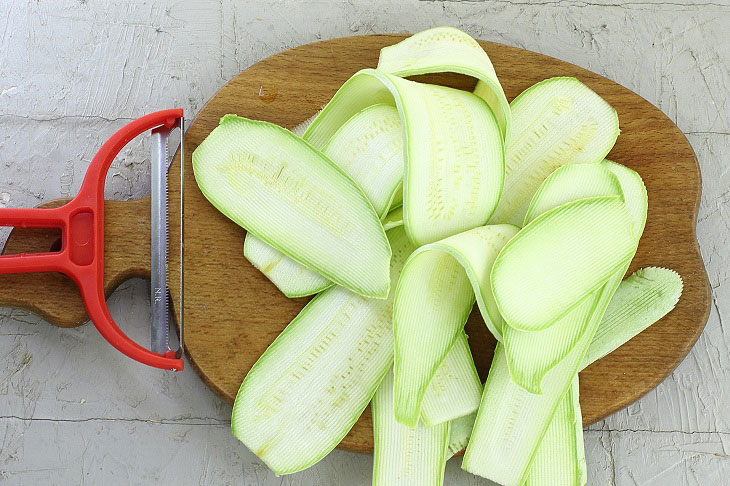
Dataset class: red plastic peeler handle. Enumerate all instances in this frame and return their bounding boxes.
[0,109,184,371]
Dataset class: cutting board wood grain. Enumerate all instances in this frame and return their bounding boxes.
[0,35,710,454]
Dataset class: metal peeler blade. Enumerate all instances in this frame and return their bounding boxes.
[150,117,184,359]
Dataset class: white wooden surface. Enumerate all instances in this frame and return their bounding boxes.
[1,1,728,484]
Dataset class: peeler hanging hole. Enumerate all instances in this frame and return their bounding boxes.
[1,227,62,256]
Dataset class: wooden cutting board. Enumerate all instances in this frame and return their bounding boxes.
[0,35,710,454]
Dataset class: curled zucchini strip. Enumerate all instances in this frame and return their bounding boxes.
[305,68,504,246]
[373,334,481,485]
[231,227,415,474]
[447,266,682,462]
[377,26,511,140]
[393,224,518,426]
[527,266,682,486]
[492,196,636,332]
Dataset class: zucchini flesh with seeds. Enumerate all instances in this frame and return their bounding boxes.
[193,114,391,299]
[489,77,620,226]
[244,103,404,298]
[503,163,625,392]
[304,68,504,246]
[231,226,415,475]
[421,332,482,427]
[446,266,681,461]
[464,164,647,485]
[393,224,518,426]
[377,26,511,140]
[492,196,635,332]
[372,369,450,486]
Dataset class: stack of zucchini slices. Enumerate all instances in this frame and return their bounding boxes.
[193,27,683,486]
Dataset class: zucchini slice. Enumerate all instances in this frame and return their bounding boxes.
[447,412,477,459]
[582,266,683,367]
[490,77,620,226]
[503,163,625,392]
[523,162,623,225]
[421,332,482,427]
[445,266,681,461]
[377,26,511,140]
[462,333,595,485]
[372,369,450,486]
[243,103,405,298]
[492,196,635,332]
[193,115,391,298]
[373,333,479,485]
[382,206,404,231]
[464,165,647,485]
[304,68,504,246]
[244,235,331,298]
[524,377,586,486]
[393,224,518,426]
[231,226,415,474]
[525,266,682,485]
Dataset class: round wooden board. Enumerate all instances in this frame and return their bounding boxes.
[179,35,710,454]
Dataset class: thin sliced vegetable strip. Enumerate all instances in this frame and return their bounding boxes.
[524,377,586,486]
[464,163,647,485]
[193,115,391,298]
[490,77,620,226]
[394,224,518,426]
[231,226,415,474]
[377,26,511,140]
[421,332,482,427]
[582,266,682,367]
[526,266,681,485]
[492,196,635,332]
[372,369,450,486]
[449,266,681,461]
[304,68,504,246]
[244,235,331,298]
[503,163,625,392]
[244,103,404,297]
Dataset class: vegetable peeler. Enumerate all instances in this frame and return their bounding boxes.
[0,110,185,371]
